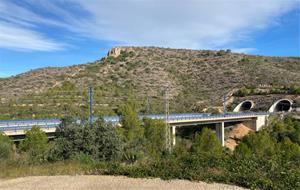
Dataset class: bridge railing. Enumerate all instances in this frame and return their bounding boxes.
[164,112,268,122]
[0,124,58,132]
[0,112,268,132]
[0,119,60,127]
[136,112,267,122]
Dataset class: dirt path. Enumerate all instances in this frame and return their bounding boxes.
[0,175,247,190]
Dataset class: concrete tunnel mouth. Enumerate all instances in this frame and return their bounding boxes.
[233,100,255,112]
[270,99,292,112]
[239,101,253,111]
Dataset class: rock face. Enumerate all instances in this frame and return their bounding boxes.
[107,47,122,57]
[107,47,133,57]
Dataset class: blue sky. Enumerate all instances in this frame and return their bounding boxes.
[0,0,299,77]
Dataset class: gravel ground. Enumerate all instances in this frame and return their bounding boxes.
[0,175,248,190]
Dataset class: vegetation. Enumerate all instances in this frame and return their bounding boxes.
[0,47,299,119]
[1,104,300,189]
[0,133,13,161]
[143,117,166,159]
[234,85,300,97]
[19,126,49,163]
[119,98,144,142]
[0,47,299,189]
[49,118,123,162]
[192,128,223,156]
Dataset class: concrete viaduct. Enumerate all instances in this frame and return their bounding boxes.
[0,98,294,146]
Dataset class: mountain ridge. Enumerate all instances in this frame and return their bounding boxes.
[0,46,299,119]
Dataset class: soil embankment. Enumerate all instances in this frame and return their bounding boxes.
[225,124,253,150]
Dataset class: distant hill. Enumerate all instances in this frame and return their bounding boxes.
[0,47,299,119]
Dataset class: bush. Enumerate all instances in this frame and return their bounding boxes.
[0,133,13,161]
[118,98,145,162]
[2,111,300,190]
[288,85,300,94]
[235,131,276,158]
[48,118,83,161]
[278,137,300,161]
[92,119,124,161]
[19,126,49,163]
[143,118,165,159]
[50,118,123,162]
[232,116,300,189]
[119,99,144,142]
[191,128,223,156]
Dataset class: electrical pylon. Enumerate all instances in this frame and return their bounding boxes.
[165,86,171,152]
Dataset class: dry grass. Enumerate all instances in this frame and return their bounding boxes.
[0,162,92,179]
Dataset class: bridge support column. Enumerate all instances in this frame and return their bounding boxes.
[216,122,224,146]
[243,115,268,131]
[172,126,176,146]
[256,115,268,131]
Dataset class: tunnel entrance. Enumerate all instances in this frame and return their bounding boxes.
[273,100,292,112]
[233,100,254,112]
[268,99,292,112]
[240,101,253,111]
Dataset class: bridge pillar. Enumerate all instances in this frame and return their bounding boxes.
[172,126,176,146]
[243,115,268,131]
[216,122,224,146]
[256,115,268,131]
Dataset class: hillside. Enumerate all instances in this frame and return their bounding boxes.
[0,47,299,119]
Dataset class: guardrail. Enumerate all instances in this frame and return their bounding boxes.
[0,112,269,132]
[163,112,268,122]
[0,124,58,132]
[0,119,60,127]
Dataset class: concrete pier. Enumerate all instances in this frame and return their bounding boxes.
[216,122,225,146]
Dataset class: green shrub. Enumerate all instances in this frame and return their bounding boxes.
[119,98,144,142]
[117,98,146,162]
[2,112,300,190]
[278,137,300,161]
[50,118,123,162]
[0,133,13,161]
[234,142,251,157]
[143,118,165,159]
[235,131,276,158]
[70,152,95,165]
[19,126,49,163]
[191,128,223,156]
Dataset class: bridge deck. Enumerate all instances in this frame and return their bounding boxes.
[0,112,268,137]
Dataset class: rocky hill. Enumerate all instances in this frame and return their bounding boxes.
[0,47,299,119]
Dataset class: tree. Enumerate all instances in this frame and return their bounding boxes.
[93,119,123,161]
[20,126,49,163]
[292,128,300,145]
[49,118,84,161]
[0,133,13,161]
[278,137,300,161]
[143,118,165,158]
[191,128,223,156]
[118,98,145,162]
[234,142,251,158]
[237,131,276,158]
[119,99,144,141]
[266,116,300,144]
[50,118,123,161]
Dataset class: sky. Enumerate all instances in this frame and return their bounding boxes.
[0,0,299,77]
